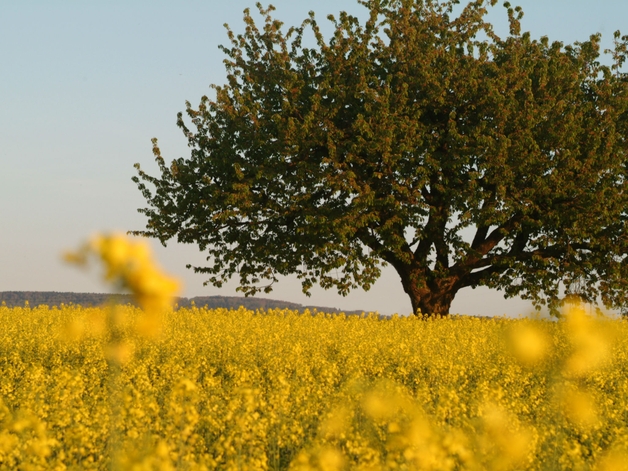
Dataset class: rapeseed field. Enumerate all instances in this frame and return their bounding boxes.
[2,233,628,470]
[1,303,628,470]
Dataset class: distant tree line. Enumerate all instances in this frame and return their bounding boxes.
[0,291,136,308]
[0,291,364,314]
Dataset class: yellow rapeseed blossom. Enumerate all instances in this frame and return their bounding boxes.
[508,321,551,366]
[65,232,181,337]
[558,386,599,429]
[1,298,627,469]
[595,449,628,471]
[476,402,533,470]
[563,303,611,377]
[319,406,352,439]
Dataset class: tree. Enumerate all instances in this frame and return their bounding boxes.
[133,0,628,317]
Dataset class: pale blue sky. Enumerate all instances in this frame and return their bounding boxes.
[2,1,627,316]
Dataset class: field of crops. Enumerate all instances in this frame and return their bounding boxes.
[1,302,628,470]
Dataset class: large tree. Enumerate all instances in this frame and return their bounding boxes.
[133,0,628,316]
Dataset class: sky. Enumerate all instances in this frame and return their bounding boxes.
[2,0,627,317]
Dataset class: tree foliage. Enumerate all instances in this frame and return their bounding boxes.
[133,0,628,316]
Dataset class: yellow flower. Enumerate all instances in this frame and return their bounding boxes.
[65,232,181,323]
[508,322,550,366]
[563,304,611,377]
[595,450,628,471]
[318,448,345,471]
[559,387,598,429]
[105,340,135,365]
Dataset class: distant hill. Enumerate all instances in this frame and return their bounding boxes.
[0,291,370,316]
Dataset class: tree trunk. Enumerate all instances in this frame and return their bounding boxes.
[394,264,461,317]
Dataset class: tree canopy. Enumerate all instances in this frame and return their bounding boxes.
[133,0,628,316]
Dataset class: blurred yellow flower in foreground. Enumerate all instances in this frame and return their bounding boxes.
[558,386,598,429]
[64,233,181,337]
[478,402,532,470]
[105,340,135,365]
[317,448,345,471]
[595,450,628,471]
[563,303,611,377]
[508,322,551,366]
